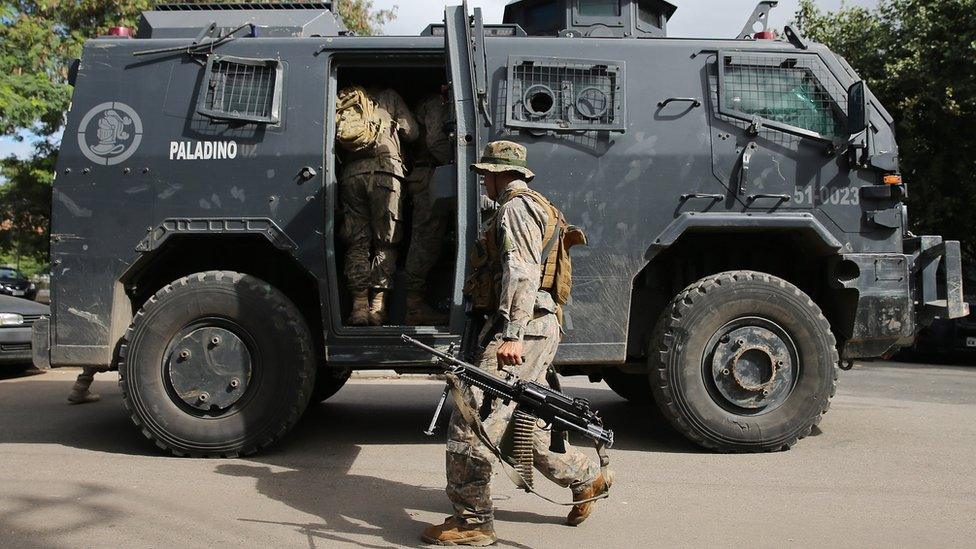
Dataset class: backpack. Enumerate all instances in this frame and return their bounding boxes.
[335,86,383,152]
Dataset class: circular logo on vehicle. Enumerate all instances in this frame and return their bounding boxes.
[77,102,143,166]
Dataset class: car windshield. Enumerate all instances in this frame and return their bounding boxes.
[0,268,22,279]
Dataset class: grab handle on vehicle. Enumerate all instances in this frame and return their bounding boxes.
[747,194,792,203]
[658,97,702,109]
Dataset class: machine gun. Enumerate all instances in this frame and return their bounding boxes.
[402,335,614,453]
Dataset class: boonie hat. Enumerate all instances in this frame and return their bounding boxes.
[470,140,535,181]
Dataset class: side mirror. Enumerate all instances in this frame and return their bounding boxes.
[847,81,868,136]
[847,81,871,168]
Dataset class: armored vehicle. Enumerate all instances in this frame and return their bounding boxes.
[35,0,966,456]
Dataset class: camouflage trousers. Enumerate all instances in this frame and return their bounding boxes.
[339,172,403,291]
[445,314,600,525]
[403,166,449,293]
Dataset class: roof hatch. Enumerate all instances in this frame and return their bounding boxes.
[503,0,677,38]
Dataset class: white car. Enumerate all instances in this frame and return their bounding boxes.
[0,295,48,371]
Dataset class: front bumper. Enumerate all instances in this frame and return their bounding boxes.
[0,326,33,365]
[832,237,967,359]
[30,317,51,370]
[906,236,969,324]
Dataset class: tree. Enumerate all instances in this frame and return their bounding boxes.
[794,0,976,260]
[0,0,396,265]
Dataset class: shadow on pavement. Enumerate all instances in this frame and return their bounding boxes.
[211,382,696,547]
[1,371,699,546]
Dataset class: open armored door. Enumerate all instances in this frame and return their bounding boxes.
[444,2,488,337]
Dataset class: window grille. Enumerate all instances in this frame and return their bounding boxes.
[506,56,626,133]
[717,52,846,140]
[198,55,283,124]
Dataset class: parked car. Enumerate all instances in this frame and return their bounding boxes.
[0,295,49,371]
[0,267,38,301]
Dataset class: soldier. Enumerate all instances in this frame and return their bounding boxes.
[403,91,454,325]
[338,87,419,326]
[422,141,612,546]
[66,366,100,405]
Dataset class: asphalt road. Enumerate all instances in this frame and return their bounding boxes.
[1,362,975,548]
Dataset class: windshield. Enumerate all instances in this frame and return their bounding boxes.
[0,268,23,279]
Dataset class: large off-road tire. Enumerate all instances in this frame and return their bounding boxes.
[118,271,315,457]
[603,369,653,405]
[311,370,350,403]
[650,271,838,453]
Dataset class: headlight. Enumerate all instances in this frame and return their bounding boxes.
[0,313,24,326]
[29,283,36,290]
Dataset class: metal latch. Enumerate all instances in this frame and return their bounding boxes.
[738,141,758,194]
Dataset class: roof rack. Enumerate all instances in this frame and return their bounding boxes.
[153,2,334,11]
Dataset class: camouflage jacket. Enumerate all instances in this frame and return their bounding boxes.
[413,94,454,166]
[492,180,558,342]
[342,88,419,179]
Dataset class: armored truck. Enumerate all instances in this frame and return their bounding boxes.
[35,0,966,456]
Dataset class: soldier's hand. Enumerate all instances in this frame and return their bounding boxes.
[497,340,524,366]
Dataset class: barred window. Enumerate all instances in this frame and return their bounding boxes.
[198,56,283,124]
[505,56,626,133]
[718,52,846,139]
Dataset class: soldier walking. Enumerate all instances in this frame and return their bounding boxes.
[338,87,419,326]
[404,91,455,325]
[67,366,100,404]
[422,141,612,546]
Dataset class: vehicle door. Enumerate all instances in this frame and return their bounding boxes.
[322,2,484,365]
[708,49,857,212]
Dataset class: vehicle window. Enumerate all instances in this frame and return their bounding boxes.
[506,56,626,133]
[577,0,620,17]
[526,2,560,29]
[197,55,284,125]
[0,268,19,279]
[720,54,846,139]
[637,4,663,28]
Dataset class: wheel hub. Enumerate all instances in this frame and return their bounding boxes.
[708,321,796,411]
[166,326,251,412]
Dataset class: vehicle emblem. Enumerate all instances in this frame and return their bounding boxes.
[77,102,144,166]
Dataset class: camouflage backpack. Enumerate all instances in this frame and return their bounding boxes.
[335,86,384,152]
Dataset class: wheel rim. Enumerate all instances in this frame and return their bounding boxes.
[164,318,255,417]
[702,316,799,414]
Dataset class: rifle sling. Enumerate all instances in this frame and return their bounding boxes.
[446,374,610,507]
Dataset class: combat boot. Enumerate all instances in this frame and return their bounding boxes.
[67,375,100,405]
[347,290,370,326]
[421,516,497,546]
[566,469,614,526]
[368,290,388,326]
[405,292,449,326]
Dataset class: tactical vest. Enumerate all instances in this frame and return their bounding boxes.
[464,188,586,320]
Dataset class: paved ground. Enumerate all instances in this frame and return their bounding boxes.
[1,362,975,548]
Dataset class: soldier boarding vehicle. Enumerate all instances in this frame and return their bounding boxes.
[35,0,966,456]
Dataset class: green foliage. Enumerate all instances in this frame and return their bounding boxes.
[0,142,54,263]
[0,249,49,277]
[795,0,976,260]
[0,0,395,264]
[337,0,397,36]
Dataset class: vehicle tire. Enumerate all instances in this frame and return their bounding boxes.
[118,271,315,458]
[311,370,350,403]
[603,369,653,405]
[649,271,838,453]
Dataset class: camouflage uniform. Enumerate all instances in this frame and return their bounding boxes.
[67,366,100,404]
[403,94,454,294]
[340,88,418,291]
[445,175,599,526]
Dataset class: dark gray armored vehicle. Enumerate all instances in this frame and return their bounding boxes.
[36,0,966,456]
